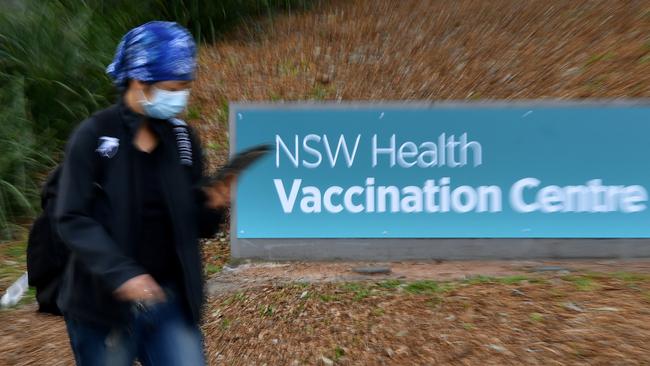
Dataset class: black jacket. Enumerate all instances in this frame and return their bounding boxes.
[54,99,224,326]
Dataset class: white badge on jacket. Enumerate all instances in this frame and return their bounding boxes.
[96,136,120,158]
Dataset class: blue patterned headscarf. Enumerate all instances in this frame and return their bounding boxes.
[106,21,196,87]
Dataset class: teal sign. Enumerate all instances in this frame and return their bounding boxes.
[231,103,650,238]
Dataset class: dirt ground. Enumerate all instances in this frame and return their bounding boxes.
[3,259,650,365]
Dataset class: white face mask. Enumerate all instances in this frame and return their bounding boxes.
[139,86,190,119]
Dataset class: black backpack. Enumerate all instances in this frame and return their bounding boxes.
[26,166,67,314]
[26,112,192,315]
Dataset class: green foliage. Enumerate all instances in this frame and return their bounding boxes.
[562,275,600,291]
[463,275,496,285]
[259,304,275,317]
[498,275,529,285]
[186,104,203,120]
[404,280,440,294]
[333,346,345,361]
[0,0,315,239]
[377,279,402,289]
[309,84,335,100]
[341,282,373,301]
[612,271,650,284]
[204,263,223,275]
[0,76,50,239]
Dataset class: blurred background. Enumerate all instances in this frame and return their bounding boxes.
[1,1,649,364]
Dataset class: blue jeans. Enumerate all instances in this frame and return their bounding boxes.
[64,287,205,366]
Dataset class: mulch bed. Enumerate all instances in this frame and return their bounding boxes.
[2,274,650,365]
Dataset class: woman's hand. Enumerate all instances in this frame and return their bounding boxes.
[203,174,235,209]
[113,274,166,303]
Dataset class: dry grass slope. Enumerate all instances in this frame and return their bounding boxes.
[191,0,650,169]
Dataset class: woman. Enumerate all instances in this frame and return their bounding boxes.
[55,21,232,365]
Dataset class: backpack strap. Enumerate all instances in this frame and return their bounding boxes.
[167,117,193,167]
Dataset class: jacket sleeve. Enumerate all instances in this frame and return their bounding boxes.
[54,119,146,292]
[187,126,227,238]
